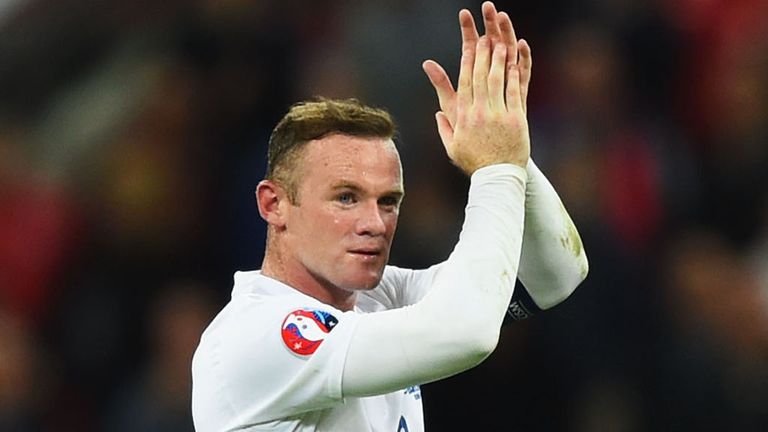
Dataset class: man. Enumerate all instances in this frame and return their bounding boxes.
[192,2,588,431]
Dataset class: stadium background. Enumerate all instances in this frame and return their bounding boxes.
[1,0,767,430]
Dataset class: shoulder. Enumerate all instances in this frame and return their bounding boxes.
[359,264,444,310]
[200,279,345,361]
[356,265,412,311]
[193,283,360,424]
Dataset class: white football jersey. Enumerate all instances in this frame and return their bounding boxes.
[192,266,436,432]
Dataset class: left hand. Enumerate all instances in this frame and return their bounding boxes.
[423,1,533,124]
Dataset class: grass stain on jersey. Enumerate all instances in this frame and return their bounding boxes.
[558,202,588,278]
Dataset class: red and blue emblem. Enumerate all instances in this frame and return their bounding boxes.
[281,308,339,356]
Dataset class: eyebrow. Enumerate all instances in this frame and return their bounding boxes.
[331,182,404,199]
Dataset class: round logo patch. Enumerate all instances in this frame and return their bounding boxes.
[281,308,339,356]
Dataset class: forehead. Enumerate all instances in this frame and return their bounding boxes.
[298,133,402,190]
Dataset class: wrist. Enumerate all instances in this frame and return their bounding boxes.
[470,163,529,183]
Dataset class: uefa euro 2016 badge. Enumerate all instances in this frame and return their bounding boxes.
[281,308,339,356]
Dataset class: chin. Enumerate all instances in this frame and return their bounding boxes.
[343,270,384,291]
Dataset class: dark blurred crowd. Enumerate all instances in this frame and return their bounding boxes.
[1,0,766,431]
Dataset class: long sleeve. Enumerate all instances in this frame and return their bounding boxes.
[516,158,589,310]
[341,164,527,397]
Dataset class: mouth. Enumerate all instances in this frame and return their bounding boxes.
[348,249,383,257]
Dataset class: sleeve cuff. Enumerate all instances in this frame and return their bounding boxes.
[470,163,528,184]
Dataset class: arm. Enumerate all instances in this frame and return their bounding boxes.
[343,30,531,396]
[518,158,588,310]
[344,165,527,396]
[423,1,588,313]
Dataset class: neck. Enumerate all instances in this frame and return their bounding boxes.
[261,245,358,312]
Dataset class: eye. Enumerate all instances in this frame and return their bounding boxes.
[337,192,356,205]
[379,196,400,208]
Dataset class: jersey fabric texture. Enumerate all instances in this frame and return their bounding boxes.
[192,267,435,432]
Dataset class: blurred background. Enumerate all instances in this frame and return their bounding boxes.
[1,0,767,430]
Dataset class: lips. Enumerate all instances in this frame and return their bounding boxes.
[348,248,383,256]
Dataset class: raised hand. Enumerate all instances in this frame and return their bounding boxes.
[423,1,532,126]
[432,34,530,174]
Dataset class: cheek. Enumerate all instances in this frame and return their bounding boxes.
[384,213,399,237]
[314,208,355,239]
[291,207,331,243]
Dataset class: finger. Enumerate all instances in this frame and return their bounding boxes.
[459,9,479,53]
[488,43,507,110]
[498,12,518,65]
[505,63,522,112]
[457,35,476,105]
[422,60,457,120]
[435,111,455,152]
[518,39,532,114]
[481,1,501,43]
[473,36,492,104]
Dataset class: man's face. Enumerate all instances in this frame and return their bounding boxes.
[283,134,404,292]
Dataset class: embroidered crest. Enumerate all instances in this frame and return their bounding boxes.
[281,308,338,356]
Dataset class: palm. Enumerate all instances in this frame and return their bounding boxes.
[423,2,532,130]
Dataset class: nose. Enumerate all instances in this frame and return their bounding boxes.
[356,201,387,236]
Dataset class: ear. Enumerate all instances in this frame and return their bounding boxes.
[256,180,290,229]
